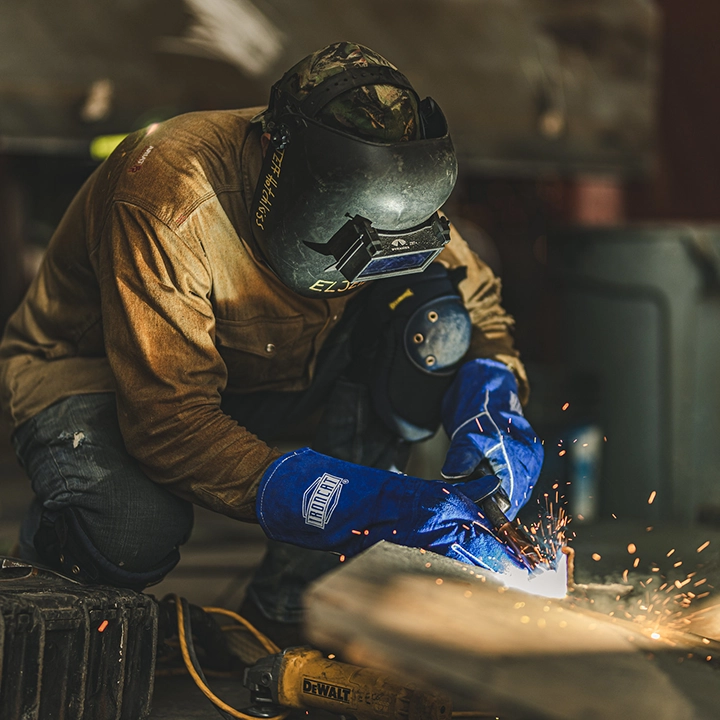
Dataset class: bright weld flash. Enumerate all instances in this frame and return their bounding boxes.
[492,550,568,599]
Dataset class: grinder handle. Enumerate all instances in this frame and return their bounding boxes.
[275,647,452,720]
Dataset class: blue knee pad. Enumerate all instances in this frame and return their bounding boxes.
[34,507,183,591]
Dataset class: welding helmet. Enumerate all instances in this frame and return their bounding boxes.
[251,43,458,297]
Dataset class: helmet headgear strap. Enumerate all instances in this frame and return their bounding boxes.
[266,65,418,130]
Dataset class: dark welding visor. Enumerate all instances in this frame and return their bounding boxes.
[253,101,457,296]
[251,104,457,296]
[305,212,451,283]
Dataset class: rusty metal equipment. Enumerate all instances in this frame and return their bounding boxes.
[0,557,157,720]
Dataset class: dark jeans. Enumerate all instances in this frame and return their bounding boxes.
[12,308,410,620]
[13,393,194,576]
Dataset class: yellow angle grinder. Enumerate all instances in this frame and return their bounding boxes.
[174,594,452,720]
[243,646,452,720]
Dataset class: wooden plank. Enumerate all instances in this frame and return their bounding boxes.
[304,542,705,720]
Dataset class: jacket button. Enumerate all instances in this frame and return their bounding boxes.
[265,343,276,354]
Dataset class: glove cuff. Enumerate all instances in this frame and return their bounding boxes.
[256,447,427,555]
[441,357,521,437]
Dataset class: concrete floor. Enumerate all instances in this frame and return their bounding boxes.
[2,425,720,718]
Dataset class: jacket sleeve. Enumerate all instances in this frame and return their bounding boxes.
[436,221,530,404]
[96,201,282,521]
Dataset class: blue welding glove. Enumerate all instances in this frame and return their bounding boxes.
[256,447,528,576]
[441,358,543,519]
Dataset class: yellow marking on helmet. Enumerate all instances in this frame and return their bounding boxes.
[388,288,414,310]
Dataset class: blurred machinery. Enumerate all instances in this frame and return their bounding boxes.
[550,225,720,524]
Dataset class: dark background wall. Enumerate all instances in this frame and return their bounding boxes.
[627,0,720,222]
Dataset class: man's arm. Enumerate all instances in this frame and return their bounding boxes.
[435,222,529,404]
[96,201,281,521]
[434,221,543,518]
[94,201,530,576]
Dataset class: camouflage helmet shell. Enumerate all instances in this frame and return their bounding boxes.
[264,41,419,142]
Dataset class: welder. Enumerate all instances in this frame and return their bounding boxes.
[0,42,543,646]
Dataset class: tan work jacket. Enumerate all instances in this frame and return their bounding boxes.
[0,108,527,521]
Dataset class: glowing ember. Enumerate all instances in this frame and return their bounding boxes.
[627,543,637,554]
[592,553,602,561]
[697,541,710,553]
[648,491,657,504]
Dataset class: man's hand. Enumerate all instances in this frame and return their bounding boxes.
[256,447,529,576]
[441,358,544,519]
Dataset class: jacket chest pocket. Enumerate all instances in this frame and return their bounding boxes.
[215,316,306,391]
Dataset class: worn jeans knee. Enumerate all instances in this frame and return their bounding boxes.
[13,393,194,587]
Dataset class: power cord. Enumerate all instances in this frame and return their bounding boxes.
[169,593,496,720]
[172,594,288,720]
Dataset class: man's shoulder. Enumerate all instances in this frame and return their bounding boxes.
[158,107,265,138]
[106,108,265,228]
